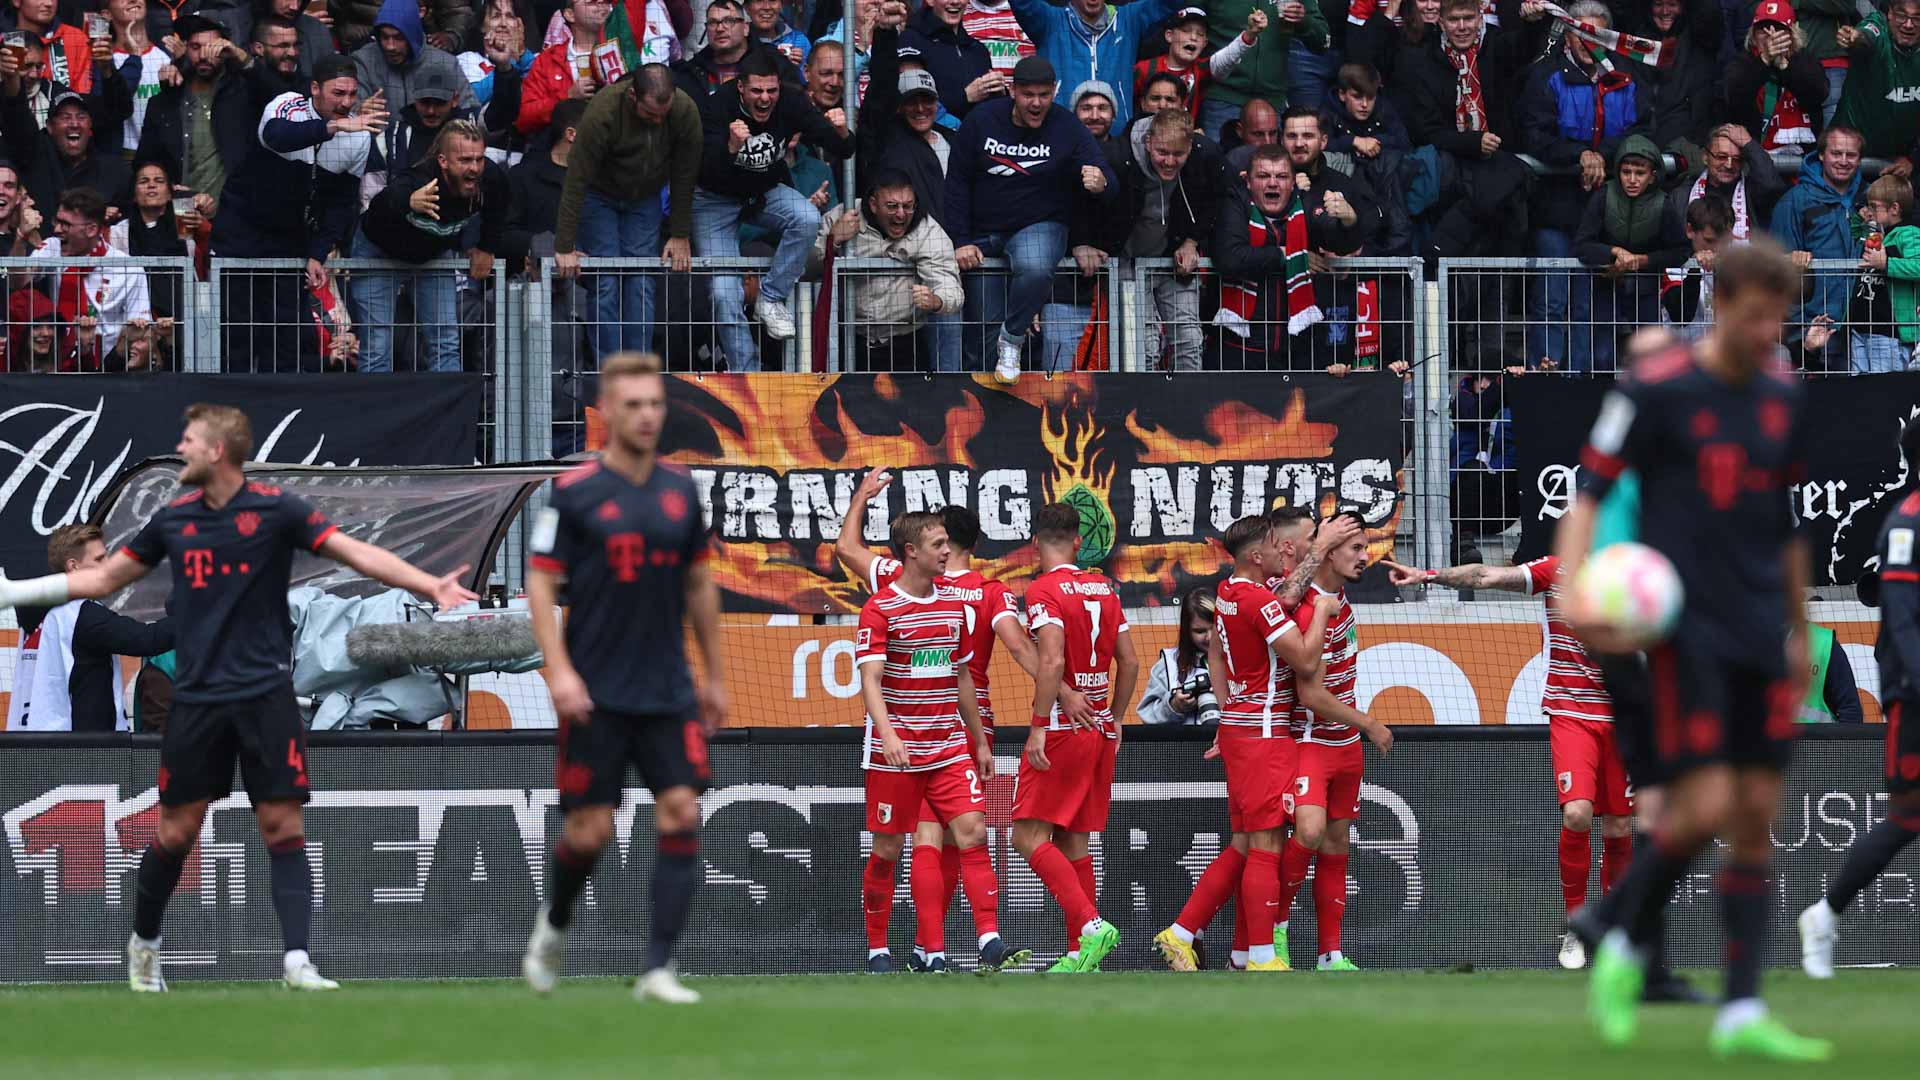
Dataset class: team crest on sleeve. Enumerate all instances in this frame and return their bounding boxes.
[235,511,261,537]
[856,627,872,650]
[1262,600,1283,623]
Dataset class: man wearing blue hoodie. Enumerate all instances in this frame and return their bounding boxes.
[1008,0,1186,127]
[946,55,1114,381]
[1770,126,1863,371]
[351,0,471,115]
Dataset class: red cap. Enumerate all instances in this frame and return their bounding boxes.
[1753,0,1794,25]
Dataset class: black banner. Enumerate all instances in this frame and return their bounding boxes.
[0,375,484,580]
[2,729,1912,980]
[1509,374,1919,583]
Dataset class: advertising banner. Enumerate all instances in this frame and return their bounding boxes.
[2,730,1911,980]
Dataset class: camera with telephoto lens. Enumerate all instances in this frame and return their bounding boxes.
[1184,670,1222,726]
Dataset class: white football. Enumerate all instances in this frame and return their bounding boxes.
[1571,542,1684,648]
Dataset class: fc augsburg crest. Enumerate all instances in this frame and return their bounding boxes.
[1061,483,1115,566]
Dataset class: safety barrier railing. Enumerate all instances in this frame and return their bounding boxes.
[0,256,193,373]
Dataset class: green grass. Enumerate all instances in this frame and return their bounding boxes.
[2,969,1910,1079]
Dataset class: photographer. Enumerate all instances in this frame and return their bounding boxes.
[1137,587,1217,725]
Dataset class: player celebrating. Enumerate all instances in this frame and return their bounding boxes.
[1011,502,1139,975]
[1799,422,1920,978]
[0,403,475,993]
[521,353,727,1005]
[1273,512,1393,971]
[836,470,1074,972]
[1380,549,1631,969]
[1153,511,1335,973]
[855,510,1026,974]
[1562,240,1830,1061]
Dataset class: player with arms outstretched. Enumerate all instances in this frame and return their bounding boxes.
[0,403,476,994]
[1800,422,1920,978]
[1153,511,1338,973]
[836,469,1076,971]
[1562,240,1829,1061]
[1011,502,1139,974]
[855,510,1027,974]
[1272,512,1393,971]
[522,353,727,1005]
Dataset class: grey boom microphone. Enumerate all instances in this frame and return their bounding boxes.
[346,617,539,670]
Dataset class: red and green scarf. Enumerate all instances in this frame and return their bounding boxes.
[1216,194,1322,346]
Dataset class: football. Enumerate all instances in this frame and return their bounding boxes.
[1571,542,1685,648]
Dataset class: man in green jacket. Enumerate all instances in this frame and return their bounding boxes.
[1832,1,1920,166]
[553,64,702,363]
[1201,0,1328,143]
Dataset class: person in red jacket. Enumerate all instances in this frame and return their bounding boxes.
[16,0,96,93]
[515,0,609,136]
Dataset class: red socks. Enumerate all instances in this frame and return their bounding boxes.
[1176,846,1246,935]
[1241,849,1281,948]
[1277,838,1315,924]
[1601,834,1633,895]
[1027,841,1097,945]
[910,842,946,952]
[958,844,999,937]
[1068,855,1098,951]
[1558,827,1590,915]
[1314,851,1349,956]
[862,854,895,951]
[1231,884,1249,954]
[940,843,963,912]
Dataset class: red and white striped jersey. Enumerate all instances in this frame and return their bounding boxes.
[855,583,977,771]
[871,558,1020,693]
[964,0,1034,74]
[1025,563,1128,736]
[1293,584,1361,746]
[1215,576,1297,738]
[1521,556,1614,724]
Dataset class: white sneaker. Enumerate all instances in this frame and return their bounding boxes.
[754,295,796,340]
[635,966,701,1005]
[127,934,166,993]
[523,903,565,994]
[993,335,1022,384]
[1557,930,1587,971]
[1798,900,1837,979]
[283,961,340,991]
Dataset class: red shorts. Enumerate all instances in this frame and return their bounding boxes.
[1011,728,1118,832]
[1291,739,1364,820]
[1550,717,1633,818]
[1220,733,1298,834]
[868,758,985,833]
[918,699,993,826]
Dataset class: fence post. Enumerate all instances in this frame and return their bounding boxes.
[1417,266,1453,578]
[188,263,221,373]
[1106,256,1126,371]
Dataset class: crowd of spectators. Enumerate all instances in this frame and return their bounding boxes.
[0,0,1918,374]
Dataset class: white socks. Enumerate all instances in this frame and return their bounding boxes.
[1714,998,1767,1037]
[1169,925,1196,945]
[1248,944,1275,964]
[284,949,310,974]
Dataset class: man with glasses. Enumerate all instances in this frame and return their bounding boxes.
[1833,0,1920,170]
[672,0,798,101]
[1680,124,1784,241]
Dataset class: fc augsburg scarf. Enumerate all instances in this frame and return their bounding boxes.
[1215,193,1322,344]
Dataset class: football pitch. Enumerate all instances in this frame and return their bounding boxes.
[4,969,1912,1078]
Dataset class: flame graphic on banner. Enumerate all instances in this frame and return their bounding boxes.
[572,373,1402,613]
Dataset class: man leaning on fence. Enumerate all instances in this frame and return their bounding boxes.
[553,65,700,368]
[808,167,962,371]
[25,186,150,370]
[1770,124,1863,371]
[1212,143,1358,369]
[212,52,387,372]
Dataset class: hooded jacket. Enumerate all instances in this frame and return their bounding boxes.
[1573,133,1688,267]
[1770,151,1863,325]
[896,5,993,124]
[334,0,476,54]
[805,199,963,339]
[1085,113,1222,258]
[351,0,472,113]
[1006,0,1185,126]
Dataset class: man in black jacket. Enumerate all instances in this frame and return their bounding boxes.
[507,99,595,454]
[133,14,284,215]
[692,49,852,370]
[0,85,129,225]
[1211,144,1361,369]
[854,7,949,233]
[7,524,172,733]
[353,117,507,372]
[898,0,998,124]
[670,0,800,102]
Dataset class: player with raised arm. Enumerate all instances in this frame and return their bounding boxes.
[1272,512,1393,972]
[854,510,1027,974]
[1799,422,1920,979]
[522,353,726,1005]
[1562,240,1829,1061]
[0,403,476,994]
[1010,502,1139,974]
[836,469,1076,972]
[1153,511,1337,973]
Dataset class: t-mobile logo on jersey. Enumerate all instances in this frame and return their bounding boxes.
[183,548,214,589]
[606,533,647,582]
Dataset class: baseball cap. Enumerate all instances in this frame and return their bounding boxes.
[1010,54,1056,86]
[48,88,88,115]
[414,64,461,103]
[1753,0,1794,24]
[895,44,923,61]
[898,69,938,99]
[1168,5,1209,28]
